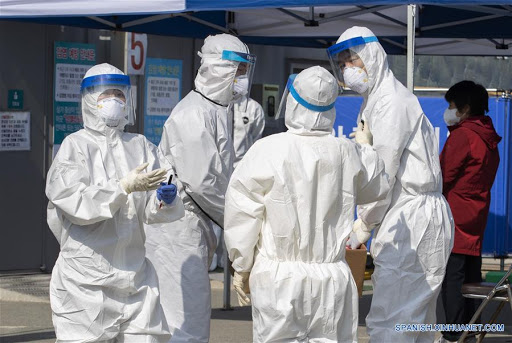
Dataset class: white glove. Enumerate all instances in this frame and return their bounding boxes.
[349,121,373,145]
[233,271,251,306]
[346,218,372,250]
[120,162,167,194]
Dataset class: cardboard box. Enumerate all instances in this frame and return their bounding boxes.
[346,244,368,297]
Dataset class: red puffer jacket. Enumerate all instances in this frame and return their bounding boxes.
[440,115,501,256]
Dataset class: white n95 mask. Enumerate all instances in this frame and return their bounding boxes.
[233,75,249,98]
[343,67,369,94]
[443,108,461,126]
[97,97,126,127]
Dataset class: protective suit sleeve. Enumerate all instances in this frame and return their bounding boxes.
[159,107,229,227]
[251,101,265,142]
[440,129,469,194]
[45,137,128,226]
[357,101,417,228]
[224,143,272,272]
[351,143,390,205]
[144,138,185,224]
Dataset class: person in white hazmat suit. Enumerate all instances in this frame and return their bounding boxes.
[224,66,390,343]
[145,34,256,342]
[327,27,454,342]
[209,95,265,271]
[233,95,265,167]
[46,63,185,342]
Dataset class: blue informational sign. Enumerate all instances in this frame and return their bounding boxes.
[53,42,96,145]
[144,58,182,146]
[333,96,512,257]
[8,90,23,109]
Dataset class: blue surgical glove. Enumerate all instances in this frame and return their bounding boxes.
[157,183,177,204]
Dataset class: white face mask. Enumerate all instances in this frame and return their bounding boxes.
[233,75,249,98]
[97,97,126,127]
[443,108,461,126]
[343,66,369,94]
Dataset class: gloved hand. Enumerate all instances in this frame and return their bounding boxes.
[346,218,372,250]
[120,162,167,194]
[349,121,373,145]
[157,182,177,204]
[233,271,251,306]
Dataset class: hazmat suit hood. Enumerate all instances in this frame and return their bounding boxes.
[336,26,424,123]
[336,26,388,96]
[81,63,129,133]
[195,34,249,106]
[285,66,338,136]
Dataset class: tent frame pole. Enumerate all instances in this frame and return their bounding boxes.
[407,4,416,92]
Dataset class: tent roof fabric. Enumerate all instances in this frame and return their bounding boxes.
[2,0,512,17]
[1,1,511,55]
[187,0,512,11]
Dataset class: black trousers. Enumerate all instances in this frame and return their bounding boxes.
[440,253,482,341]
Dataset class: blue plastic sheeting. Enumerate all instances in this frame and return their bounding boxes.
[333,96,512,256]
[486,98,512,257]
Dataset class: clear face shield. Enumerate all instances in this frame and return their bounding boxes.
[222,50,257,110]
[276,74,297,120]
[326,36,378,92]
[80,74,135,127]
[276,74,336,120]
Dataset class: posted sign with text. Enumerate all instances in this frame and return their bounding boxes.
[144,58,182,145]
[126,33,147,75]
[53,42,96,145]
[1,112,30,151]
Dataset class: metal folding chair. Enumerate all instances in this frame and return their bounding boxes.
[458,264,512,343]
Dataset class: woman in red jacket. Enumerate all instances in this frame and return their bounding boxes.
[437,81,501,343]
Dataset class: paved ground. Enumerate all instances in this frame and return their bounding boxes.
[1,270,511,342]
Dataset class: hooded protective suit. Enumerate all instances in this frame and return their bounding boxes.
[233,96,265,167]
[46,63,184,342]
[145,34,251,343]
[208,96,265,271]
[224,66,390,343]
[333,27,454,342]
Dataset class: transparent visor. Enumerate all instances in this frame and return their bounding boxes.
[80,74,135,126]
[222,50,257,110]
[326,36,377,89]
[276,74,336,120]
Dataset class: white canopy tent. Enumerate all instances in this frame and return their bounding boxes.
[229,5,511,55]
[2,1,511,90]
[2,2,511,57]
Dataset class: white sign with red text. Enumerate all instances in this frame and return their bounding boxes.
[126,33,147,75]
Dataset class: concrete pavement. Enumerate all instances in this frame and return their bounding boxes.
[1,271,511,342]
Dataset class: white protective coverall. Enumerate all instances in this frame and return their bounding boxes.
[145,34,250,343]
[233,96,265,167]
[46,63,184,342]
[224,66,390,343]
[336,27,454,342]
[209,96,265,271]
